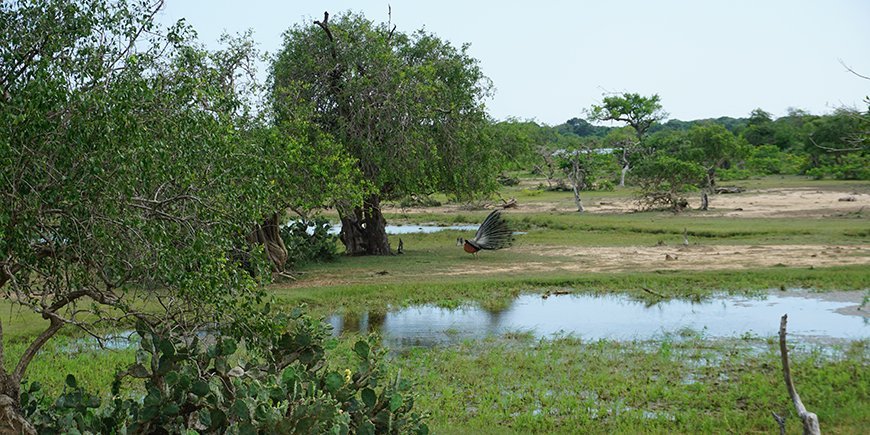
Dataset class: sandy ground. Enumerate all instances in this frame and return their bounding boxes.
[437,244,869,276]
[385,188,869,219]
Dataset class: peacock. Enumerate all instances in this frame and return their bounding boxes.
[457,210,513,256]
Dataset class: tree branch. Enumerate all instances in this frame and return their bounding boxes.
[839,59,870,81]
[314,11,337,60]
[778,314,821,435]
[12,314,64,382]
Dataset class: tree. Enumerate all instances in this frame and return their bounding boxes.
[587,92,668,186]
[556,117,612,137]
[0,1,356,430]
[486,119,540,171]
[272,11,497,255]
[632,154,705,212]
[682,124,743,209]
[555,138,611,212]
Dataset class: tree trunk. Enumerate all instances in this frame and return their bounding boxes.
[572,186,585,212]
[619,163,629,187]
[570,161,585,212]
[0,321,36,435]
[0,393,35,435]
[339,194,391,256]
[248,212,288,273]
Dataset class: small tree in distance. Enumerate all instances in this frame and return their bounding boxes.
[587,93,668,186]
[632,154,705,212]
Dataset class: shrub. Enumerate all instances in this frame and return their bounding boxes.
[280,217,340,268]
[805,152,870,180]
[632,154,705,211]
[23,309,429,434]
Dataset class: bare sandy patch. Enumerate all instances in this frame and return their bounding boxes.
[383,188,868,219]
[433,244,869,277]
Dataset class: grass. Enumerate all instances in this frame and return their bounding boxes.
[274,266,870,317]
[2,175,868,431]
[395,334,868,434]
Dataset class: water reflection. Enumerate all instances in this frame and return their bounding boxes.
[327,292,869,349]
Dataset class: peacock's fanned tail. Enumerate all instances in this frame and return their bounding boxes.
[470,210,513,250]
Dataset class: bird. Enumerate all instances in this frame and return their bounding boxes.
[457,210,513,257]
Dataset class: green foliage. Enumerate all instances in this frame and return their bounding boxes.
[280,217,340,268]
[745,144,806,175]
[23,311,428,434]
[806,152,870,180]
[0,2,361,431]
[272,11,497,203]
[632,154,706,211]
[587,92,668,140]
[556,117,613,137]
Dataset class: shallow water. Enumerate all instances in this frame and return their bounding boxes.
[327,291,869,349]
[328,224,483,235]
[289,220,523,235]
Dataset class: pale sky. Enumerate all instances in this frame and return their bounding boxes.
[160,1,870,125]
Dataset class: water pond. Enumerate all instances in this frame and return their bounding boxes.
[291,220,524,236]
[327,290,869,349]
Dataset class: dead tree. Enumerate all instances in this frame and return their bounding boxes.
[777,314,821,435]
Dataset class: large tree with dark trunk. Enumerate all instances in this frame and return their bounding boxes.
[272,11,497,255]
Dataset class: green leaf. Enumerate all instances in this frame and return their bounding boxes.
[358,419,375,435]
[353,340,370,359]
[214,356,228,375]
[65,374,77,389]
[324,372,344,393]
[389,393,403,412]
[361,388,376,408]
[198,408,212,428]
[162,402,180,415]
[192,380,210,397]
[158,338,176,357]
[231,399,251,422]
[239,422,257,435]
[281,366,298,385]
[220,337,237,356]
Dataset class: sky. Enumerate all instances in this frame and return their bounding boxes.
[159,0,870,126]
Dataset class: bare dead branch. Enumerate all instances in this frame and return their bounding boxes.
[772,412,786,435]
[641,287,665,298]
[778,314,821,435]
[808,135,865,153]
[839,59,870,81]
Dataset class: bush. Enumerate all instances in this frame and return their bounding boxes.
[632,154,705,211]
[280,217,340,268]
[745,145,806,175]
[496,174,520,186]
[805,153,870,180]
[398,194,442,208]
[718,167,752,181]
[23,309,429,434]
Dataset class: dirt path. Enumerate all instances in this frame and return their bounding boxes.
[433,244,869,277]
[384,188,869,219]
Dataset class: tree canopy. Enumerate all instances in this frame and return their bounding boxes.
[272,11,498,255]
[1,1,360,430]
[587,93,668,141]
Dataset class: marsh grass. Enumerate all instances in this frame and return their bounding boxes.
[274,267,870,317]
[395,334,869,434]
